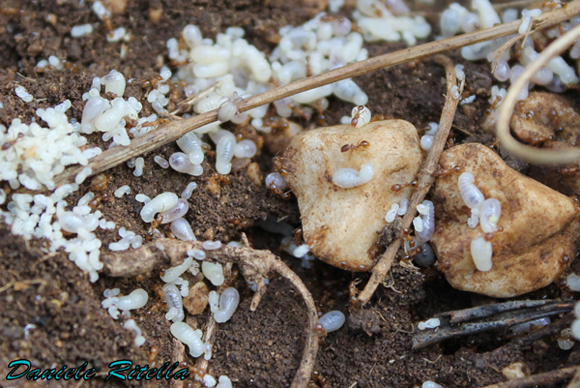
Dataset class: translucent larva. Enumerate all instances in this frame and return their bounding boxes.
[470,236,493,272]
[163,283,185,322]
[159,199,190,224]
[416,200,435,242]
[333,164,374,188]
[457,172,484,210]
[177,131,205,165]
[213,287,240,323]
[215,132,237,175]
[202,261,225,286]
[115,288,149,311]
[170,218,196,241]
[161,257,193,283]
[318,311,346,333]
[140,192,179,223]
[170,322,204,357]
[479,198,502,233]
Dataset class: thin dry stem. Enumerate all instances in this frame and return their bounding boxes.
[567,367,580,388]
[101,238,318,388]
[356,55,460,306]
[497,22,580,164]
[479,365,579,388]
[50,1,580,188]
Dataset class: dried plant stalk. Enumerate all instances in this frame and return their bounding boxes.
[356,54,460,306]
[51,1,580,187]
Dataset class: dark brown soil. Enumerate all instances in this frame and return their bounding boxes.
[1,1,579,387]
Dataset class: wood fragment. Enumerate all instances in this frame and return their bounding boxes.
[478,365,579,388]
[446,300,553,323]
[412,300,573,349]
[50,1,580,188]
[356,54,460,306]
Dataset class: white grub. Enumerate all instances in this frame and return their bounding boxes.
[451,85,461,100]
[154,155,169,169]
[479,198,501,233]
[413,216,424,232]
[470,236,493,272]
[422,381,443,388]
[512,317,550,336]
[188,248,206,261]
[455,64,465,81]
[202,261,225,286]
[103,288,120,298]
[567,273,580,291]
[160,198,190,224]
[558,328,575,350]
[114,185,131,198]
[293,244,310,258]
[333,164,374,188]
[203,342,213,361]
[385,203,399,223]
[214,287,240,323]
[171,218,196,241]
[457,172,484,210]
[177,131,205,165]
[102,69,126,97]
[318,310,346,333]
[417,318,441,330]
[467,212,479,228]
[218,92,243,123]
[181,182,198,200]
[208,291,220,313]
[140,192,179,223]
[416,200,435,242]
[161,257,193,283]
[351,105,371,128]
[398,198,409,215]
[71,24,94,38]
[170,322,204,357]
[202,240,222,250]
[133,157,144,177]
[163,283,185,322]
[265,172,288,190]
[123,319,146,347]
[75,167,92,185]
[15,86,34,103]
[233,139,257,159]
[216,376,233,388]
[420,134,434,151]
[135,194,151,204]
[203,374,217,388]
[215,132,237,175]
[169,152,203,176]
[109,288,149,311]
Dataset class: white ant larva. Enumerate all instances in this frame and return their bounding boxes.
[333,164,374,188]
[170,322,204,357]
[457,172,484,210]
[350,105,371,128]
[217,91,247,123]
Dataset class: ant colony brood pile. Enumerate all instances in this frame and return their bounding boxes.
[431,144,579,298]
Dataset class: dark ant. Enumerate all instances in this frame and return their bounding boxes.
[392,180,417,191]
[351,105,364,127]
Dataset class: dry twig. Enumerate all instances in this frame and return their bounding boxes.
[356,54,460,306]
[479,365,579,388]
[497,22,580,164]
[101,237,318,388]
[412,299,573,349]
[50,1,580,188]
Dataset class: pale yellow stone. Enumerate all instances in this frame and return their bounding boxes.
[281,120,423,271]
[431,143,579,297]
